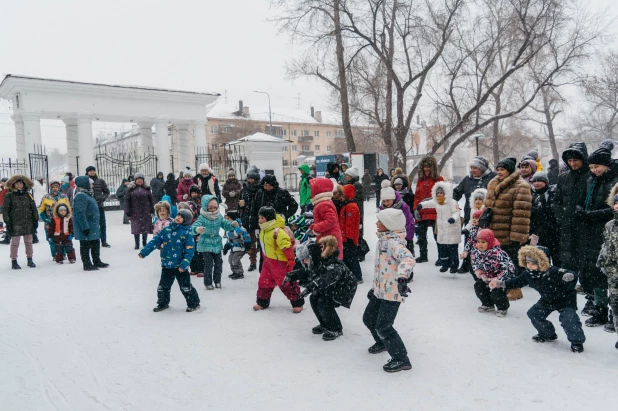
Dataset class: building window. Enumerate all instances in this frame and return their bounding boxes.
[210,126,218,134]
[283,129,287,136]
[302,144,311,151]
[292,130,297,136]
[211,143,218,151]
[292,145,297,151]
[326,131,332,138]
[336,129,344,138]
[292,160,298,166]
[283,146,288,152]
[327,145,332,152]
[302,130,310,136]
[314,145,320,151]
[283,160,289,167]
[222,126,233,133]
[314,131,320,137]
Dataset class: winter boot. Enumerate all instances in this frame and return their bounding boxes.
[383,357,412,373]
[368,343,387,354]
[457,259,471,274]
[0,236,10,245]
[11,260,21,270]
[215,283,222,289]
[186,305,200,312]
[134,235,140,250]
[83,265,99,271]
[101,242,111,248]
[205,285,215,290]
[435,259,441,266]
[478,305,495,313]
[571,343,584,353]
[495,310,508,318]
[229,273,244,280]
[439,266,449,272]
[415,254,428,263]
[604,310,616,333]
[585,307,609,327]
[532,334,558,343]
[581,300,597,317]
[322,330,343,341]
[33,233,39,244]
[449,267,458,274]
[248,264,257,272]
[312,325,325,334]
[27,258,36,268]
[153,304,169,312]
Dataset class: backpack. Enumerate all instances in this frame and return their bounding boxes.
[273,226,297,249]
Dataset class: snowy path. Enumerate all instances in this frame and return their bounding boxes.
[1,208,617,411]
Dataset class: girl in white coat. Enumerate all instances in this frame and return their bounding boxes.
[417,181,461,273]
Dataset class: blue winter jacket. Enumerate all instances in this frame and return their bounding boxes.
[73,176,101,241]
[225,218,252,252]
[140,222,195,271]
[162,195,177,218]
[190,194,235,253]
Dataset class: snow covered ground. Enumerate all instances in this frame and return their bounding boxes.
[1,207,617,411]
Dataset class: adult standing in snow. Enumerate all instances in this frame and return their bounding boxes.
[298,164,313,213]
[116,178,130,224]
[250,174,298,223]
[222,170,242,212]
[240,166,262,272]
[575,141,618,327]
[150,172,165,203]
[374,168,390,210]
[3,175,38,269]
[326,162,341,182]
[194,163,221,202]
[413,155,444,263]
[176,172,197,203]
[547,159,560,186]
[86,166,111,248]
[529,172,560,267]
[73,176,109,271]
[124,173,155,250]
[164,173,178,205]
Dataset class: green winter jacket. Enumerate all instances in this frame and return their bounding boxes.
[190,194,235,253]
[299,164,312,206]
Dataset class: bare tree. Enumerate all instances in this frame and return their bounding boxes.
[579,52,618,141]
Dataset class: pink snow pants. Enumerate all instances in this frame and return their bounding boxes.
[256,256,301,303]
[10,235,33,259]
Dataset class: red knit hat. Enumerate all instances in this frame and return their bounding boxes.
[472,210,483,220]
[476,229,500,249]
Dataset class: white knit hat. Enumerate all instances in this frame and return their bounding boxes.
[198,163,211,172]
[380,179,395,201]
[345,167,359,178]
[377,208,406,232]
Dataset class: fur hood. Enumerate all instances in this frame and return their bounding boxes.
[470,188,488,202]
[431,181,453,202]
[155,201,171,216]
[52,201,72,218]
[127,181,151,191]
[6,174,34,191]
[607,182,618,207]
[518,245,551,272]
[318,235,339,258]
[418,155,439,180]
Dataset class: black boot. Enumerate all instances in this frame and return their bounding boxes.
[142,234,148,247]
[532,334,558,343]
[383,357,412,373]
[134,234,140,250]
[27,258,36,268]
[11,260,21,270]
[153,304,169,312]
[0,236,10,245]
[322,330,343,341]
[457,258,471,273]
[415,254,428,263]
[312,325,325,334]
[92,242,109,268]
[581,300,597,317]
[368,343,387,354]
[33,233,39,244]
[585,307,609,327]
[571,343,584,353]
[605,310,616,333]
[248,264,256,272]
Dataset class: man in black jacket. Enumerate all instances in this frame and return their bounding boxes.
[149,172,165,203]
[453,156,496,272]
[86,166,111,247]
[240,166,261,272]
[250,174,298,222]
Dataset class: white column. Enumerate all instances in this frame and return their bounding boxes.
[21,112,42,153]
[194,120,207,150]
[138,122,154,155]
[63,118,79,174]
[77,114,95,174]
[176,124,192,173]
[12,114,25,161]
[155,118,170,176]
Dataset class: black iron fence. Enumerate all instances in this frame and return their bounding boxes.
[195,145,248,183]
[28,145,49,185]
[0,158,28,179]
[95,150,158,209]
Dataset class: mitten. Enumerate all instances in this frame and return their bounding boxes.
[461,228,469,236]
[68,235,73,241]
[367,288,375,299]
[231,220,239,227]
[489,279,505,289]
[183,194,188,200]
[397,278,411,297]
[83,229,90,236]
[416,204,423,211]
[562,272,575,282]
[447,218,455,224]
[282,247,296,271]
[529,234,539,246]
[195,227,205,234]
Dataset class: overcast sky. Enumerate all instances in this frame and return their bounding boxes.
[0,0,616,157]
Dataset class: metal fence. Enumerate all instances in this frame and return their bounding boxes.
[0,158,28,179]
[95,150,158,209]
[28,145,49,185]
[195,145,249,183]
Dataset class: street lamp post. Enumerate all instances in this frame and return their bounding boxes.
[470,133,486,157]
[253,90,272,135]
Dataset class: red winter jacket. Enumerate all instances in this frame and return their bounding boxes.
[309,178,344,259]
[0,188,7,207]
[47,216,74,243]
[413,175,444,221]
[339,185,360,245]
[176,179,197,203]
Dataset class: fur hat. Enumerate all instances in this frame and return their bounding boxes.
[198,163,211,172]
[155,201,171,216]
[345,167,359,179]
[134,173,145,182]
[6,174,34,191]
[246,165,261,180]
[377,208,406,232]
[496,157,517,174]
[471,188,487,202]
[518,245,551,271]
[380,179,396,201]
[588,140,615,167]
[258,206,276,221]
[318,235,339,258]
[606,182,618,207]
[470,156,489,173]
[531,171,549,185]
[418,155,439,179]
[53,202,72,218]
[472,210,483,220]
[476,229,500,249]
[177,209,193,226]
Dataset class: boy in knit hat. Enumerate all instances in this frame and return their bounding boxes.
[139,208,201,312]
[363,208,415,373]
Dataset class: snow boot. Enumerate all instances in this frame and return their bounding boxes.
[229,273,244,280]
[439,266,449,273]
[94,261,109,268]
[604,310,615,333]
[457,259,471,274]
[248,264,257,272]
[434,259,441,266]
[153,304,169,312]
[368,343,387,354]
[449,267,458,274]
[478,305,495,313]
[532,334,558,343]
[27,258,36,268]
[312,325,325,334]
[11,260,21,270]
[101,242,111,248]
[215,283,222,289]
[415,255,428,263]
[383,357,412,373]
[83,265,99,271]
[585,307,608,327]
[33,234,39,244]
[570,343,584,353]
[495,310,508,318]
[186,305,200,312]
[581,300,596,317]
[322,330,343,341]
[205,285,215,290]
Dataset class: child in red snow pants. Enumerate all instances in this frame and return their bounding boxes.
[256,256,304,309]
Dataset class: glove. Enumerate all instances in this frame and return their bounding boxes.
[68,235,73,241]
[461,228,469,236]
[367,288,375,299]
[183,194,188,200]
[397,278,411,297]
[286,259,296,271]
[195,227,205,234]
[231,220,239,227]
[416,204,423,211]
[83,229,90,236]
[489,279,505,289]
[223,243,232,255]
[447,218,455,224]
[562,272,575,282]
[529,234,539,246]
[414,210,421,221]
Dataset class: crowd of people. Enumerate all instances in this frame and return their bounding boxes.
[2,141,618,372]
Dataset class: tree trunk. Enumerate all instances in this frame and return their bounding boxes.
[542,89,559,160]
[333,0,355,152]
[492,94,502,164]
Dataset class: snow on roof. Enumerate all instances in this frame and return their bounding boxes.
[227,132,291,144]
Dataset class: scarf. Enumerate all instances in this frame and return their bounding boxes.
[259,219,278,231]
[311,191,333,206]
[200,207,220,221]
[75,187,93,196]
[437,197,445,205]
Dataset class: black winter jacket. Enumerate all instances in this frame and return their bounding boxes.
[505,267,578,309]
[530,186,559,246]
[3,191,39,236]
[453,169,496,222]
[90,175,110,207]
[164,173,177,204]
[241,181,261,229]
[250,175,298,223]
[150,176,165,202]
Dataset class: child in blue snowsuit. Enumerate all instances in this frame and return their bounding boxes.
[223,210,252,280]
[139,209,200,312]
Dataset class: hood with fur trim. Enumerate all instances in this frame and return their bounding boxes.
[470,188,487,202]
[52,201,72,218]
[6,174,34,191]
[418,155,440,180]
[518,245,551,272]
[318,235,339,259]
[155,201,171,217]
[431,181,453,201]
[607,182,618,207]
[310,177,334,197]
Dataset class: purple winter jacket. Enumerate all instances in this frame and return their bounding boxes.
[124,182,155,235]
[380,191,415,241]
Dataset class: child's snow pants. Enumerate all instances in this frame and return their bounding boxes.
[256,256,303,308]
[527,301,586,344]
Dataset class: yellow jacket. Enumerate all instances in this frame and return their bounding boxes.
[259,214,292,261]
